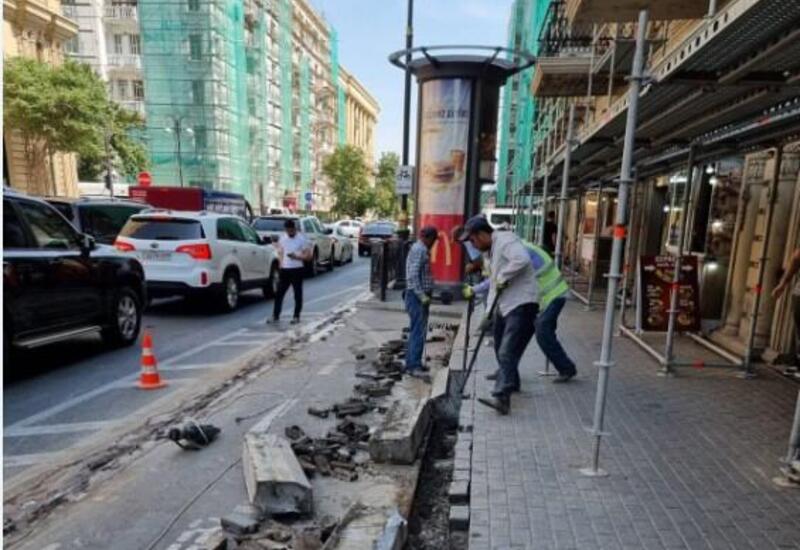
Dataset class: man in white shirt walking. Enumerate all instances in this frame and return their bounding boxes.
[459,216,539,415]
[270,219,311,325]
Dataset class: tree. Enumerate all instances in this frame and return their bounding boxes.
[322,144,374,218]
[78,104,149,182]
[373,151,399,219]
[4,58,148,190]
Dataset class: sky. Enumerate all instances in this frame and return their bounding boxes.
[309,0,514,162]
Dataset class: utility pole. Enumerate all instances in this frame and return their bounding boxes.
[104,126,115,198]
[400,0,413,231]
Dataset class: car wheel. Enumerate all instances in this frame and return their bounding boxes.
[328,247,336,270]
[101,287,142,347]
[306,250,319,278]
[217,270,240,312]
[263,263,279,299]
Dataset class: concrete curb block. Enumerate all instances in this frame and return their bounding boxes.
[369,398,431,464]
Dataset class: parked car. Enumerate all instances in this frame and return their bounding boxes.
[115,211,279,312]
[331,226,354,265]
[331,219,363,239]
[45,196,148,245]
[252,214,335,276]
[4,190,146,360]
[358,221,397,256]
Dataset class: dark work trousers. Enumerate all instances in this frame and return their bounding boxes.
[272,267,304,321]
[794,295,800,367]
[492,302,539,398]
[534,297,577,376]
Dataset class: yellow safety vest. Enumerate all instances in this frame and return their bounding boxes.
[523,241,570,309]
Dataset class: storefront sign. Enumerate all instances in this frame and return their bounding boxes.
[417,78,471,283]
[638,255,700,332]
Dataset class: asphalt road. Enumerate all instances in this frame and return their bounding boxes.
[3,253,371,479]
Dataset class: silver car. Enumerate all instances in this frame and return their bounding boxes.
[252,215,335,276]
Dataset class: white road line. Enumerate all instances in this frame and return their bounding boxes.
[318,359,343,376]
[3,452,61,467]
[159,363,222,372]
[303,285,366,307]
[248,398,297,433]
[5,420,117,437]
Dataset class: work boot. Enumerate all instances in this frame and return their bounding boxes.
[552,372,576,384]
[290,317,300,325]
[405,369,431,384]
[485,370,499,381]
[477,395,510,415]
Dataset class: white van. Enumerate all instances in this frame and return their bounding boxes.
[483,208,514,230]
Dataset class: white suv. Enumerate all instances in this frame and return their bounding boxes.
[115,210,280,311]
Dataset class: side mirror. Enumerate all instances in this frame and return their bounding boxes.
[324,228,334,235]
[270,235,280,244]
[80,234,96,254]
[260,236,271,245]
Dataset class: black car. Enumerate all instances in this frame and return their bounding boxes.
[358,221,397,256]
[3,190,147,361]
[45,196,147,245]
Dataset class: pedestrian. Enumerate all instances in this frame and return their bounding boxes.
[269,219,311,325]
[543,211,558,254]
[404,226,438,378]
[465,240,576,383]
[772,247,800,369]
[459,216,539,415]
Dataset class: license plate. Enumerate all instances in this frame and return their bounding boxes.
[140,251,171,261]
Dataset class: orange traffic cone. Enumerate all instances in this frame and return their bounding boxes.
[138,330,167,390]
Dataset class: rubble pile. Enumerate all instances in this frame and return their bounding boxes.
[284,422,370,482]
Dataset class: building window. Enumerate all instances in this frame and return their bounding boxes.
[194,127,207,150]
[113,34,124,54]
[129,34,141,55]
[189,34,202,60]
[133,80,145,100]
[117,80,129,100]
[188,0,200,11]
[192,80,204,104]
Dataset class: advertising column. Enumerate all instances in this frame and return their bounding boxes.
[417,78,472,284]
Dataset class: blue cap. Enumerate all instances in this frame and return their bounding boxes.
[458,215,492,241]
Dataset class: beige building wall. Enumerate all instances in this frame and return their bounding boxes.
[4,0,80,197]
[340,66,379,169]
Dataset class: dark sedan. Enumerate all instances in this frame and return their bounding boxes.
[358,222,397,256]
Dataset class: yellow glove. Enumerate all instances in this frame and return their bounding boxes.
[496,279,509,291]
[421,295,431,306]
[462,285,474,300]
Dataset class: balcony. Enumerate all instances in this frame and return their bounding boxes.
[566,0,708,24]
[108,54,142,69]
[104,4,138,20]
[118,100,145,115]
[532,55,609,97]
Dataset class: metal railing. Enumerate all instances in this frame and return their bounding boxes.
[370,239,406,302]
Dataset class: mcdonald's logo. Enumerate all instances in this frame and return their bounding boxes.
[430,231,453,266]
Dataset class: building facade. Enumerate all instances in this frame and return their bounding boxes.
[511,0,800,371]
[4,0,80,196]
[340,65,379,169]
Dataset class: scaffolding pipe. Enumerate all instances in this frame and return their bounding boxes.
[618,178,639,328]
[786,390,800,464]
[586,183,604,310]
[539,166,551,247]
[662,145,697,375]
[554,103,576,270]
[742,145,783,377]
[582,8,649,478]
[572,191,584,285]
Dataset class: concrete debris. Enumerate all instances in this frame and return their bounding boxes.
[284,426,306,441]
[243,433,313,516]
[202,530,229,550]
[220,504,263,536]
[307,407,330,419]
[374,509,408,550]
[355,353,366,361]
[167,422,221,450]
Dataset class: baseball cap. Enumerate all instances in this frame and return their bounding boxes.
[419,225,438,240]
[458,215,492,241]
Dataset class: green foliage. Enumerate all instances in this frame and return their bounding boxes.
[373,152,399,219]
[322,145,374,218]
[3,58,149,187]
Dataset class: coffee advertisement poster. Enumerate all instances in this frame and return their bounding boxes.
[638,255,701,332]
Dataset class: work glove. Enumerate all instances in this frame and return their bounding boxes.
[462,285,475,300]
[420,294,431,307]
[495,279,509,291]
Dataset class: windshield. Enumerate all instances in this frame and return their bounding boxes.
[253,217,291,231]
[363,223,395,236]
[79,204,146,244]
[120,218,205,240]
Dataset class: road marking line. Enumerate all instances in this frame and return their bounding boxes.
[5,420,117,437]
[318,359,343,376]
[3,452,61,467]
[208,341,260,346]
[249,398,297,433]
[303,285,367,307]
[159,363,222,372]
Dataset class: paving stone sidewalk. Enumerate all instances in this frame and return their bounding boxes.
[458,299,800,550]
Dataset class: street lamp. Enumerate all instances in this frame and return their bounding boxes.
[164,118,193,187]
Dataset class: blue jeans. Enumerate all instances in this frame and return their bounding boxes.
[404,292,427,371]
[535,297,576,376]
[492,302,538,398]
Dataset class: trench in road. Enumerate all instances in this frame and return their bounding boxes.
[3,257,371,478]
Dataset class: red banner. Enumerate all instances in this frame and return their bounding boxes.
[419,213,464,284]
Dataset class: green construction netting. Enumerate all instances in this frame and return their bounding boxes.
[495,0,552,239]
[248,9,269,207]
[279,0,294,193]
[299,55,311,207]
[139,0,253,198]
[330,28,345,145]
